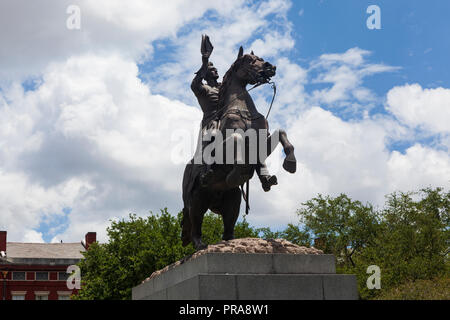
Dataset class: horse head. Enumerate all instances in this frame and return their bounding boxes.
[233,46,276,85]
[218,46,277,111]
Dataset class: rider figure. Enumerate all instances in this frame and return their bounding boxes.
[191,35,277,192]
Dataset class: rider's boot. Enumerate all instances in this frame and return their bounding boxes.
[259,174,278,192]
[256,162,277,192]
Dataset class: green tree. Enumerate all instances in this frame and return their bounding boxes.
[73,187,449,300]
[297,194,380,268]
[257,224,311,247]
[361,188,450,296]
[279,224,311,247]
[74,209,258,300]
[296,188,449,300]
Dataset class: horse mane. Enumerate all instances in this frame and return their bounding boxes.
[218,56,244,112]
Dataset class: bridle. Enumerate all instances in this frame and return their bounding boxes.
[206,61,277,123]
[237,63,277,120]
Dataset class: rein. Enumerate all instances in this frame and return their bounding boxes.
[233,79,276,217]
[265,81,276,120]
[208,80,276,123]
[241,64,277,121]
[206,81,264,123]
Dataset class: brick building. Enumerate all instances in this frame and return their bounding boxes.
[0,231,96,300]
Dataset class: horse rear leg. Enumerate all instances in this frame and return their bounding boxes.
[181,207,191,247]
[220,187,242,241]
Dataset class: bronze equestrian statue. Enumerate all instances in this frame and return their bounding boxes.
[182,35,296,250]
[190,35,277,191]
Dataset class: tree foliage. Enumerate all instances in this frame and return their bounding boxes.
[297,193,380,267]
[297,187,449,299]
[74,209,258,300]
[257,223,311,247]
[74,187,449,300]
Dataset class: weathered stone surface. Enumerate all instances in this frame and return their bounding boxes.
[144,238,323,282]
[132,238,358,300]
[132,255,358,300]
[135,273,359,300]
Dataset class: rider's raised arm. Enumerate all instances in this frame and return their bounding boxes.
[191,35,214,96]
[191,57,208,96]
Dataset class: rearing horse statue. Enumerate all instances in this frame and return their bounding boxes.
[182,46,296,250]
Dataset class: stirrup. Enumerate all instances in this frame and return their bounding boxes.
[261,175,278,192]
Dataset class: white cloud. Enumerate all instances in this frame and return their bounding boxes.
[0,53,204,242]
[388,145,450,192]
[386,83,450,134]
[0,170,87,242]
[249,31,295,59]
[271,107,390,209]
[258,57,308,125]
[22,230,45,243]
[246,106,450,230]
[0,0,448,243]
[0,0,245,83]
[146,0,294,103]
[309,48,399,111]
[1,0,299,242]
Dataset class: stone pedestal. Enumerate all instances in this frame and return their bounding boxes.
[132,253,358,300]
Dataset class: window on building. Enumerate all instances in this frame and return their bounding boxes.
[35,292,49,300]
[11,291,26,300]
[57,291,72,300]
[35,272,49,281]
[58,271,69,281]
[12,271,26,280]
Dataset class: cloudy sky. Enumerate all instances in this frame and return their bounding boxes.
[0,0,449,243]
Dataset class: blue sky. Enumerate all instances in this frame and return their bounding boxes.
[1,0,449,243]
[291,0,450,86]
[38,208,71,243]
[139,0,449,154]
[142,1,450,97]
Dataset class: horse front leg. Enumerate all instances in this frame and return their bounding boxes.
[188,190,210,250]
[262,129,296,174]
[220,187,241,241]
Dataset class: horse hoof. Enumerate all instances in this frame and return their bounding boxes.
[283,154,297,173]
[222,234,235,241]
[195,243,208,251]
[193,238,208,250]
[181,236,191,247]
